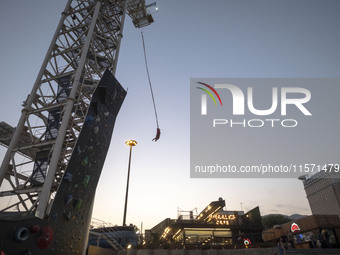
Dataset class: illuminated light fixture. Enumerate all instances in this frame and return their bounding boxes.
[291,222,300,233]
[173,229,181,239]
[244,238,251,248]
[125,140,138,146]
[161,227,171,239]
[205,206,222,221]
[146,2,159,14]
[127,244,132,249]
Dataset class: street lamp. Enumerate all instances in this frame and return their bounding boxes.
[123,139,137,226]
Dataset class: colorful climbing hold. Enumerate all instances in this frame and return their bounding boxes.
[30,225,40,233]
[81,156,88,166]
[82,175,90,187]
[52,213,59,223]
[36,226,54,249]
[14,227,29,242]
[63,172,73,183]
[85,115,95,125]
[77,146,81,155]
[64,194,73,205]
[74,198,83,211]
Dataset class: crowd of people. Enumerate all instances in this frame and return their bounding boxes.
[277,229,332,254]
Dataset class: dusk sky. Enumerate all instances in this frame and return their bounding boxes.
[0,0,339,231]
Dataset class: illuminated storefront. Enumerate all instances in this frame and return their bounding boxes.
[145,198,263,249]
[171,227,233,247]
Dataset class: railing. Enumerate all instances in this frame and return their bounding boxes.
[89,218,126,253]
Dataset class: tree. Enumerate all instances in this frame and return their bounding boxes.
[262,214,291,230]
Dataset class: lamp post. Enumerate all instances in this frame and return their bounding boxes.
[123,139,137,226]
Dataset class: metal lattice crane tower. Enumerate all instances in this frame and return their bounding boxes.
[0,0,153,219]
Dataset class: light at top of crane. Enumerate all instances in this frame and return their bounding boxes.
[146,2,158,13]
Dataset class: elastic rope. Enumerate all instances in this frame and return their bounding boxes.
[141,31,159,128]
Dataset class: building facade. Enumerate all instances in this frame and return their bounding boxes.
[302,171,340,218]
[145,198,263,249]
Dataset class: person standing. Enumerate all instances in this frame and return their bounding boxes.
[287,231,295,249]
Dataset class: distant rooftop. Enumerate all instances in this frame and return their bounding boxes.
[303,170,340,187]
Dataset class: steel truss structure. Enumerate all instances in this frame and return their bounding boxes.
[0,0,153,219]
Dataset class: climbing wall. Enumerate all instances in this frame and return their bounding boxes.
[0,69,126,254]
